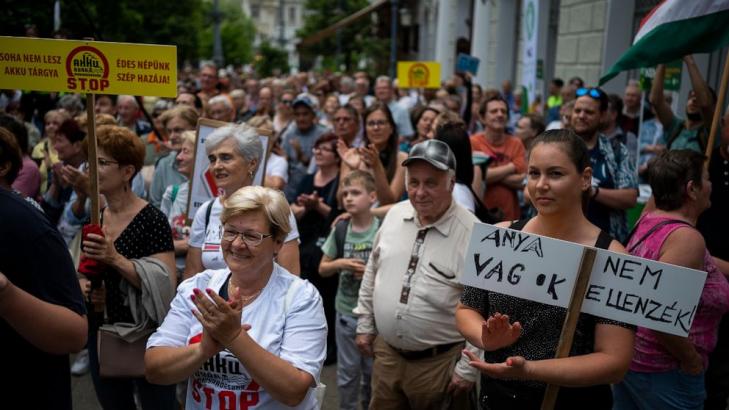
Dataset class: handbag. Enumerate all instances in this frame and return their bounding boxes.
[97,327,152,378]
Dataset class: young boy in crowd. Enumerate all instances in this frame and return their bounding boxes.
[319,170,379,410]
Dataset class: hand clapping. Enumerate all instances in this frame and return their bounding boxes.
[191,287,248,349]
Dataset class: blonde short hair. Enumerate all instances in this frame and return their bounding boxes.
[160,105,199,130]
[180,130,196,147]
[221,186,291,242]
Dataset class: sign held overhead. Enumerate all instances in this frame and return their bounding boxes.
[0,36,177,97]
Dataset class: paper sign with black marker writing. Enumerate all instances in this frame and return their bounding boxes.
[462,223,707,337]
[582,250,706,336]
[462,223,584,308]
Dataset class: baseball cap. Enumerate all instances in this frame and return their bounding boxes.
[292,95,316,111]
[402,139,457,171]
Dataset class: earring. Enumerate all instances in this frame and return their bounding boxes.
[249,171,254,179]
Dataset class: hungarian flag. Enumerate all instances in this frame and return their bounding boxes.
[600,1,729,85]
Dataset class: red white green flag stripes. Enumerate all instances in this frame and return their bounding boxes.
[600,0,729,85]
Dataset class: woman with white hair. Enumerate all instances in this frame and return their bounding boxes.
[146,186,326,409]
[183,124,301,279]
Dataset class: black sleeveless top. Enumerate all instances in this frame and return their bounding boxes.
[461,220,633,409]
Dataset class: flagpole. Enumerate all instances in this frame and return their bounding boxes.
[637,91,645,175]
[705,49,729,166]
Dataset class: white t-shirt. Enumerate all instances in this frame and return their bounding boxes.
[452,183,476,213]
[265,153,288,183]
[188,197,300,270]
[147,265,326,410]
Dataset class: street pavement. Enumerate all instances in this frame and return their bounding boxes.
[72,357,341,410]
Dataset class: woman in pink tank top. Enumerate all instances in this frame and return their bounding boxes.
[613,150,729,410]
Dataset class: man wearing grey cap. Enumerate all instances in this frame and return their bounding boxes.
[354,139,480,408]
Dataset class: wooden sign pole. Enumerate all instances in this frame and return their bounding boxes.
[540,247,598,410]
[705,50,729,167]
[85,94,100,225]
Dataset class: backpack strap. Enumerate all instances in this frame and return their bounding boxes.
[334,219,350,259]
[626,219,691,253]
[170,184,180,204]
[204,199,214,231]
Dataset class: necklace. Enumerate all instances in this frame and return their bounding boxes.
[228,279,263,305]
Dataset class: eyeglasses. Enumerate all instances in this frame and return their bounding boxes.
[576,87,605,100]
[281,99,293,105]
[366,120,388,128]
[97,158,119,167]
[221,227,273,246]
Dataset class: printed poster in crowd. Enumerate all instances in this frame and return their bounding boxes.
[0,36,176,97]
[462,223,707,337]
[187,119,273,223]
[397,61,441,89]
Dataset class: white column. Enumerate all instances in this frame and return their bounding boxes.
[471,0,492,87]
[434,0,457,81]
[494,0,518,86]
[535,0,551,102]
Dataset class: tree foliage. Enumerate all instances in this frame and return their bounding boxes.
[297,0,386,73]
[0,0,206,65]
[198,0,256,66]
[254,42,291,78]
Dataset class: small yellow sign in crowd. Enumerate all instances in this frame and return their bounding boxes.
[396,61,441,89]
[0,36,177,97]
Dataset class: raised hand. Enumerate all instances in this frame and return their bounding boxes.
[481,312,522,351]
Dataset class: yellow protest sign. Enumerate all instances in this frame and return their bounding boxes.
[0,36,177,97]
[397,61,441,89]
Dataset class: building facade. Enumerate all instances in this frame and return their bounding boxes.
[242,0,305,70]
[409,0,727,110]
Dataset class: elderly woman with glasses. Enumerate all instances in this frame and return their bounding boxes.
[184,124,301,280]
[146,186,327,409]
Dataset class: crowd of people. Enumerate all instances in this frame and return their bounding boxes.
[1,53,728,410]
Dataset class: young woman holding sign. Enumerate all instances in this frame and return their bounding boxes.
[612,150,729,410]
[456,129,635,409]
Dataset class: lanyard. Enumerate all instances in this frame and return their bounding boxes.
[399,228,429,304]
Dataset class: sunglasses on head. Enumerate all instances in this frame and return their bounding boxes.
[576,87,604,99]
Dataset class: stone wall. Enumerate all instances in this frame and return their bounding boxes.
[554,0,607,86]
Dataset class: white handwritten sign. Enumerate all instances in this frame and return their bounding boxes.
[187,119,270,222]
[462,223,707,337]
[582,250,706,336]
[462,223,584,307]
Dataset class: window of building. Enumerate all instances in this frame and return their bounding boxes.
[289,7,296,24]
[251,5,260,19]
